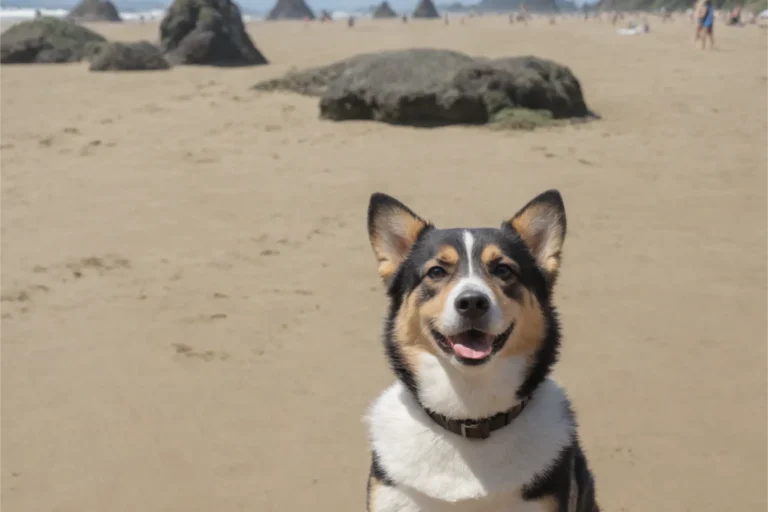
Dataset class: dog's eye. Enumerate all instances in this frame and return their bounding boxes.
[427,266,447,279]
[492,264,516,280]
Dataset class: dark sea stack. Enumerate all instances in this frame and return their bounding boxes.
[0,16,106,64]
[67,0,122,22]
[89,41,170,71]
[160,0,268,66]
[266,0,316,20]
[373,1,398,18]
[413,0,440,18]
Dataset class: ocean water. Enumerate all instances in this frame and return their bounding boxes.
[0,4,370,24]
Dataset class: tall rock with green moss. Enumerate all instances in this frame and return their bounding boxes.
[160,0,268,66]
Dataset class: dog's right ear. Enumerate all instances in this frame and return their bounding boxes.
[368,193,429,283]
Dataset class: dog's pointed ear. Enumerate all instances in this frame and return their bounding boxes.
[368,193,429,283]
[506,190,566,286]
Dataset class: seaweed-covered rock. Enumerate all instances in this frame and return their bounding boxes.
[67,0,122,22]
[373,1,398,17]
[160,0,268,66]
[255,49,591,126]
[267,0,316,20]
[0,17,107,64]
[89,41,170,71]
[413,0,440,18]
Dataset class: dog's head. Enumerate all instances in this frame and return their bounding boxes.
[368,191,565,409]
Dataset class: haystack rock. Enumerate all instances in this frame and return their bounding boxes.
[160,0,268,66]
[67,0,122,22]
[413,0,440,18]
[0,16,106,63]
[373,1,398,18]
[267,0,316,20]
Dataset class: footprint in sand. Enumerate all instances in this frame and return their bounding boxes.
[172,343,229,362]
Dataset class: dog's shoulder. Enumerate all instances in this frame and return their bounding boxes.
[366,379,576,504]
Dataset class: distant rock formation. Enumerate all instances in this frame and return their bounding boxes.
[90,41,170,71]
[373,1,398,17]
[476,0,558,12]
[267,0,316,20]
[254,49,592,128]
[160,0,268,66]
[0,17,106,63]
[413,0,440,17]
[67,0,122,22]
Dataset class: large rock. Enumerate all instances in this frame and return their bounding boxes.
[373,1,397,19]
[255,49,591,126]
[267,0,316,20]
[89,41,170,71]
[160,0,268,66]
[67,0,122,22]
[413,0,440,18]
[373,1,398,17]
[0,17,106,64]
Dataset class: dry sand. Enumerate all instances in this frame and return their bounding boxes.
[1,15,766,512]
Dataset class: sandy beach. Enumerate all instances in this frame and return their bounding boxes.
[1,15,766,512]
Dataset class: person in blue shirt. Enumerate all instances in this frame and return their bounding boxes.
[695,0,716,49]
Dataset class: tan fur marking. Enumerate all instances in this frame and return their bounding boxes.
[510,203,564,278]
[394,277,461,367]
[480,244,502,267]
[478,274,546,360]
[535,495,560,512]
[370,206,427,281]
[395,291,438,358]
[481,244,521,273]
[435,245,459,266]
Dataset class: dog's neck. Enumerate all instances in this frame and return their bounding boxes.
[413,352,531,420]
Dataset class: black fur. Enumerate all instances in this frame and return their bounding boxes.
[522,439,599,511]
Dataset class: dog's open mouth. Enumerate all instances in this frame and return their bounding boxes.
[431,325,514,364]
[446,330,495,360]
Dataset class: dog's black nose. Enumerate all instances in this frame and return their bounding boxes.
[454,291,490,320]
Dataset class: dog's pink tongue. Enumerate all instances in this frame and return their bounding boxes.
[449,332,494,359]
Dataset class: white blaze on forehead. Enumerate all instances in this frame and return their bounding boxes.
[463,230,475,276]
[437,230,506,335]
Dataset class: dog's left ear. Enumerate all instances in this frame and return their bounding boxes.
[368,193,429,283]
[507,190,567,286]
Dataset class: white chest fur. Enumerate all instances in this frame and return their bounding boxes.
[366,379,574,509]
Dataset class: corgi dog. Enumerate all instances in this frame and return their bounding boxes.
[364,190,599,512]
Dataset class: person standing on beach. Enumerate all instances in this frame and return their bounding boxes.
[695,0,715,49]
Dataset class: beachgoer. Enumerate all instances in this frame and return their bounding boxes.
[695,0,715,49]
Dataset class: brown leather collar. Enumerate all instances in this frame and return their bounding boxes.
[426,397,530,440]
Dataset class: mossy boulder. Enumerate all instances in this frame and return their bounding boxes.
[255,49,593,128]
[89,41,170,71]
[0,17,107,64]
[67,0,122,22]
[160,0,268,66]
